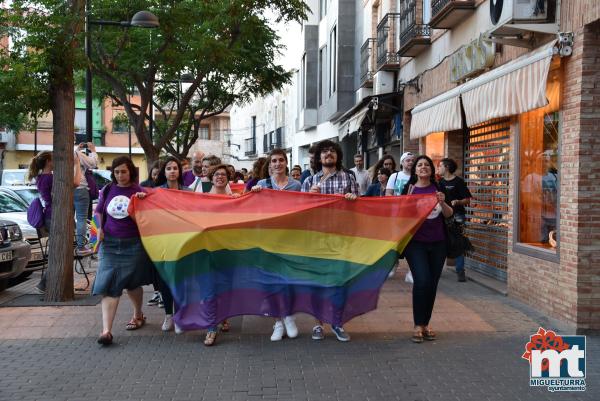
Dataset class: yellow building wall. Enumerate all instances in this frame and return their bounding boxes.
[2,151,149,183]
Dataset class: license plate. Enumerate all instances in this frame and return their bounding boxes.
[0,251,13,262]
[31,252,44,261]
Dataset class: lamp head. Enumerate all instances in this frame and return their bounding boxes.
[130,11,159,28]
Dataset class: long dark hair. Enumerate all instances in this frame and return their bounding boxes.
[156,156,184,187]
[110,156,138,184]
[313,140,344,172]
[371,155,397,181]
[402,155,440,194]
[28,151,52,181]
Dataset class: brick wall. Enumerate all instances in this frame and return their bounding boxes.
[508,22,600,333]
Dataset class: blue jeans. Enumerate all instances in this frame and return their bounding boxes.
[455,255,465,273]
[74,187,90,248]
[404,240,447,327]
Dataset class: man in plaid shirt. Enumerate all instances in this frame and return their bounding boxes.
[301,139,359,342]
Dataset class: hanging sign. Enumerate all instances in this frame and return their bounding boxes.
[450,36,496,83]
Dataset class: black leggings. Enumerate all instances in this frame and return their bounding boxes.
[156,271,176,315]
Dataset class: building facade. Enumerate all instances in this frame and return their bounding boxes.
[0,92,230,180]
[231,0,600,332]
[393,0,599,333]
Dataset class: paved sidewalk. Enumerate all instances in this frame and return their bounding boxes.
[0,263,598,401]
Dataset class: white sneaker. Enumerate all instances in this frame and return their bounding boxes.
[162,315,174,332]
[174,323,184,335]
[283,315,298,338]
[270,320,285,341]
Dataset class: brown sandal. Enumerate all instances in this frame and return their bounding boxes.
[220,320,230,332]
[411,326,424,343]
[97,331,113,345]
[423,327,436,341]
[204,331,217,346]
[125,315,146,330]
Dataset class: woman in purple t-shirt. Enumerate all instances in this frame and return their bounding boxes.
[93,156,152,346]
[401,155,453,344]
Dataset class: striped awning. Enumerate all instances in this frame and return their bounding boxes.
[410,40,556,139]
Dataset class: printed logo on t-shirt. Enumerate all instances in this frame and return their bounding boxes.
[427,204,442,219]
[106,195,130,219]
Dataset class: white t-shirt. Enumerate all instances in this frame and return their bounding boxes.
[386,171,411,195]
[350,167,371,195]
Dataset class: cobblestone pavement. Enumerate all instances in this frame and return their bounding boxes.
[0,264,598,401]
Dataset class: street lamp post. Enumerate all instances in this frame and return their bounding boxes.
[85,3,159,144]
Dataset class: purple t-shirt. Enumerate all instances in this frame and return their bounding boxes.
[411,185,446,243]
[183,170,199,187]
[97,184,144,238]
[36,173,53,219]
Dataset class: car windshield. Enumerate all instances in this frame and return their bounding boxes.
[13,188,39,206]
[0,193,27,213]
[2,171,27,185]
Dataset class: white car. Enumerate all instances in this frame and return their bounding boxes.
[0,190,46,276]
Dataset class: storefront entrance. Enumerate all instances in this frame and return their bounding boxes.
[464,118,510,281]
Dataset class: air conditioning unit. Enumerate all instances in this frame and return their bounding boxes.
[373,71,394,96]
[489,0,558,37]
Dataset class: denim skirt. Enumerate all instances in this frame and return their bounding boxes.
[92,235,153,297]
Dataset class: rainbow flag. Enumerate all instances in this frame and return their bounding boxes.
[130,189,437,329]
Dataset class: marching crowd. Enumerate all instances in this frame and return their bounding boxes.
[26,138,472,347]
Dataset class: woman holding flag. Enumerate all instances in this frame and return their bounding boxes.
[93,157,151,346]
[401,155,453,343]
[251,149,301,341]
[155,157,192,334]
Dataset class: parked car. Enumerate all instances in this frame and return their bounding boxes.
[0,191,47,276]
[0,219,31,291]
[0,169,32,186]
[0,185,40,207]
[0,168,111,189]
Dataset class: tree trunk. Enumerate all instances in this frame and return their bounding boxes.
[45,80,75,302]
[43,0,83,302]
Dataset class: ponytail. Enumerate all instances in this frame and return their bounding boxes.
[28,151,52,181]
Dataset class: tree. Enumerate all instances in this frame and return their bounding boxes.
[1,0,86,301]
[88,0,308,166]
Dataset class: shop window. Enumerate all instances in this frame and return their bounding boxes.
[424,131,444,171]
[517,65,561,253]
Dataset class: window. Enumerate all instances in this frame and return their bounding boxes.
[199,126,209,140]
[424,132,445,169]
[319,46,326,105]
[301,53,307,107]
[319,0,327,20]
[517,65,562,253]
[423,0,431,24]
[74,109,86,132]
[281,101,286,127]
[329,26,337,97]
[251,116,257,139]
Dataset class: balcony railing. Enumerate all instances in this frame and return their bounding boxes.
[376,13,402,71]
[430,0,476,29]
[244,137,256,156]
[270,127,283,150]
[398,0,431,57]
[360,38,376,86]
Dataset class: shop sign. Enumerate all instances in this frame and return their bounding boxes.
[450,36,496,83]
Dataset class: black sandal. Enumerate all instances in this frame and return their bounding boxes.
[97,332,113,346]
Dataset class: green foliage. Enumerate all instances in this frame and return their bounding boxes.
[88,0,309,158]
[0,0,86,131]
